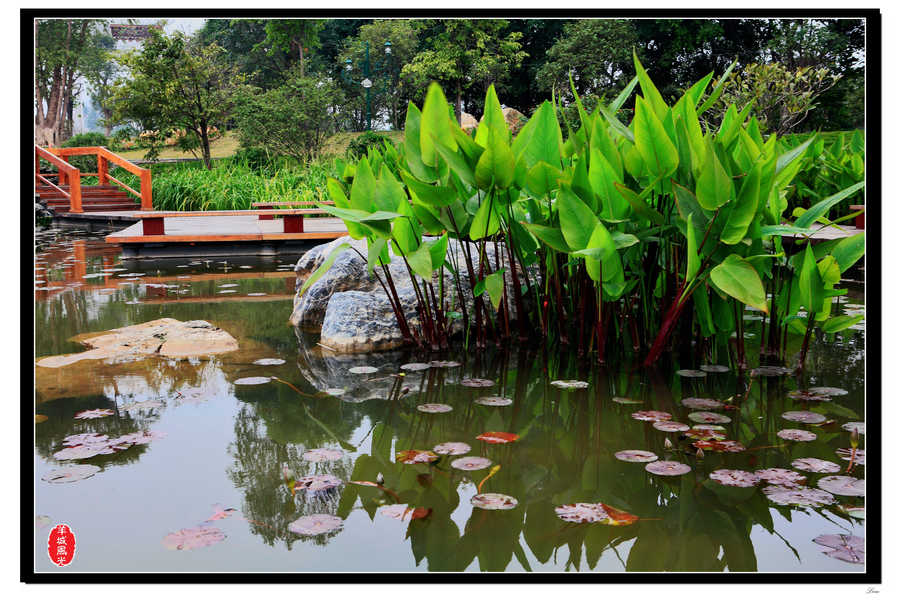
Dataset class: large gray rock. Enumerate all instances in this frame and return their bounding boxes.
[291,235,537,353]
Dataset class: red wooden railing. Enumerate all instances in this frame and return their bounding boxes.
[35,145,82,213]
[35,145,153,211]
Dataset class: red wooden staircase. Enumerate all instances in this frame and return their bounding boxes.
[35,145,152,214]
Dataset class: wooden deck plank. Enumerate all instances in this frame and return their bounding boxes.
[104,214,347,245]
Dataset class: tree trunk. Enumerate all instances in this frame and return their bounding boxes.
[455,80,463,125]
[199,125,212,170]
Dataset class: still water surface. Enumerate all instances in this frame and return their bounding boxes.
[33,228,866,573]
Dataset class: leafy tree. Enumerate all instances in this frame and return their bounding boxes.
[503,19,572,113]
[112,30,248,168]
[338,19,421,130]
[536,20,637,100]
[233,70,344,164]
[713,62,841,135]
[256,20,326,78]
[401,20,526,122]
[80,32,120,136]
[196,19,287,90]
[34,19,108,146]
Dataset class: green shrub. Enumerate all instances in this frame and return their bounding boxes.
[61,132,109,148]
[346,131,391,158]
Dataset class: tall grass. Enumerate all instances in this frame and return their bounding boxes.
[111,157,339,212]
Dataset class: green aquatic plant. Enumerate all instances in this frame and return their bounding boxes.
[304,52,865,369]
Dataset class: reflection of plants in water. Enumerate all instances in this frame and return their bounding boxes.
[226,401,357,550]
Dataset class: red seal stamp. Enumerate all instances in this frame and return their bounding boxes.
[47,523,75,567]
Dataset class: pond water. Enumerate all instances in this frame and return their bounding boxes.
[33,227,866,573]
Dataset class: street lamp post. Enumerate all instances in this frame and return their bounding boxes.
[341,40,394,131]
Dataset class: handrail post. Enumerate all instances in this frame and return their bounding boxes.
[34,148,40,187]
[98,151,109,186]
[140,169,153,210]
[69,169,82,213]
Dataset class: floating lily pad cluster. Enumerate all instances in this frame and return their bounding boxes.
[51,430,165,461]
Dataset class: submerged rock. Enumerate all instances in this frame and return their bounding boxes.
[35,318,239,368]
[291,235,536,353]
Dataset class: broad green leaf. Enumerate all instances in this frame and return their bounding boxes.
[589,148,626,220]
[569,155,596,211]
[693,284,716,337]
[686,213,700,282]
[373,169,407,213]
[717,104,740,148]
[695,142,733,210]
[672,181,709,233]
[420,83,456,167]
[432,135,477,188]
[610,75,639,111]
[318,205,401,223]
[595,102,634,142]
[366,238,389,276]
[474,84,510,148]
[404,103,438,182]
[558,187,598,250]
[760,225,811,237]
[798,243,824,313]
[525,161,562,198]
[590,117,624,181]
[775,136,814,176]
[392,199,420,255]
[633,50,668,120]
[299,242,351,296]
[350,157,376,211]
[328,177,366,239]
[633,96,678,178]
[511,101,562,169]
[426,233,449,270]
[400,170,459,207]
[612,231,639,249]
[818,255,841,286]
[821,314,864,334]
[575,222,625,298]
[406,242,434,279]
[721,160,761,244]
[794,181,865,229]
[831,233,865,272]
[615,183,664,226]
[709,254,768,313]
[483,270,506,310]
[469,194,501,240]
[697,59,737,116]
[683,71,713,108]
[521,222,571,253]
[474,126,516,189]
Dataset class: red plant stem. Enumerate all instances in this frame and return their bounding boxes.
[642,285,689,367]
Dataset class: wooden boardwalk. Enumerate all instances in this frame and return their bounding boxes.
[104,212,348,245]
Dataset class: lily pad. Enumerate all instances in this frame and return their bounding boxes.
[777,429,817,442]
[396,450,439,464]
[692,440,745,453]
[836,448,865,466]
[162,526,226,550]
[842,422,865,435]
[476,431,519,444]
[471,493,518,510]
[684,428,727,441]
[247,292,267,296]
[693,424,727,432]
[417,403,453,413]
[203,505,237,522]
[681,397,724,410]
[763,485,835,507]
[652,421,690,432]
[379,505,432,521]
[700,364,730,373]
[348,366,378,374]
[550,380,589,390]
[612,396,642,404]
[429,360,461,368]
[817,475,865,497]
[325,388,345,396]
[42,464,100,484]
[433,442,470,456]
[253,358,286,366]
[400,362,431,371]
[787,390,831,402]
[74,408,114,420]
[755,468,807,488]
[555,502,609,523]
[302,448,344,463]
[288,514,343,536]
[450,456,493,471]
[812,534,864,563]
[751,365,793,377]
[614,450,658,463]
[234,376,271,385]
[645,461,691,476]
[782,411,826,424]
[631,410,672,422]
[474,396,513,407]
[791,458,841,473]
[461,378,495,388]
[294,474,342,493]
[809,386,849,397]
[219,283,238,288]
[676,369,707,378]
[710,469,760,487]
[688,411,731,424]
